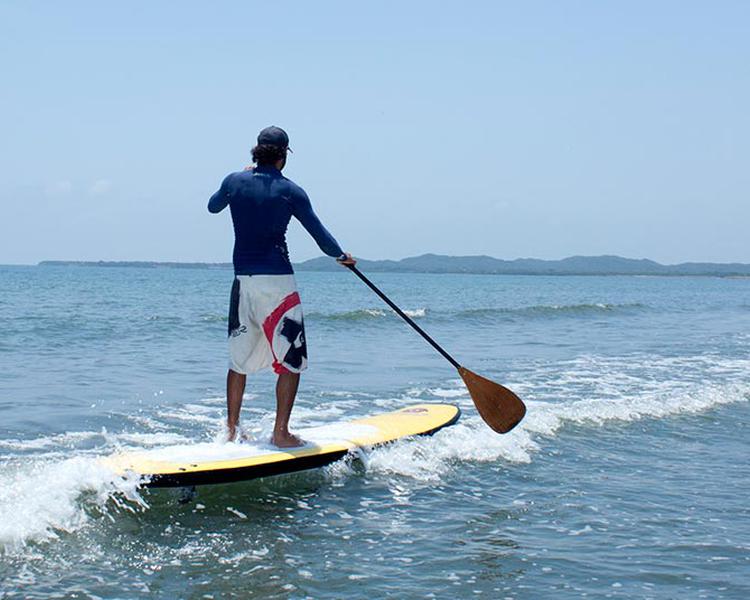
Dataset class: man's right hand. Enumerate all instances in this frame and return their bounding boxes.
[336,252,357,266]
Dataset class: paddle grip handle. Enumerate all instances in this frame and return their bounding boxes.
[345,264,462,370]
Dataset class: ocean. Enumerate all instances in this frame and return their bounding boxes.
[0,265,748,599]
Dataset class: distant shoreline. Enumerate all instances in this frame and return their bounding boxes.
[34,255,750,277]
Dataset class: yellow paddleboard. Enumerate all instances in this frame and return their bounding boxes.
[105,403,460,487]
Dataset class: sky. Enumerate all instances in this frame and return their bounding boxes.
[1,1,748,265]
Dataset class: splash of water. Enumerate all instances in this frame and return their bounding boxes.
[0,457,146,553]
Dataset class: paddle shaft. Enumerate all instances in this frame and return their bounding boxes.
[345,264,462,370]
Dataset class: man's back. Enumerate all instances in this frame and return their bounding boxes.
[208,165,342,276]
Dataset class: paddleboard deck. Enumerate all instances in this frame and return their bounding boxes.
[105,403,460,488]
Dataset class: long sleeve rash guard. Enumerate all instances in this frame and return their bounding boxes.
[208,166,343,275]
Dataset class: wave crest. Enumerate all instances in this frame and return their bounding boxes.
[456,302,646,320]
[0,457,146,553]
[307,307,427,322]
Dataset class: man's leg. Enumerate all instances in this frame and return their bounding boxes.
[226,368,246,441]
[271,371,303,447]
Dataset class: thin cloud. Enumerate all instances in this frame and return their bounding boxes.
[89,179,112,196]
[44,180,73,197]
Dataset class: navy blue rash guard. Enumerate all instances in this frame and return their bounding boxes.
[208,166,343,275]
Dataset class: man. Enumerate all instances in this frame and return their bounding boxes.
[208,126,355,447]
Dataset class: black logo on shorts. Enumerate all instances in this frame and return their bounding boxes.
[280,317,307,369]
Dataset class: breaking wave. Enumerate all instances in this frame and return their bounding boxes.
[453,303,646,320]
[305,303,645,324]
[362,354,749,481]
[0,457,145,553]
[306,307,427,322]
[99,303,646,333]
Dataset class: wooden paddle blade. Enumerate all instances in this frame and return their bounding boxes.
[458,367,526,433]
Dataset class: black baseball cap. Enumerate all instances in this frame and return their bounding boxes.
[257,126,292,151]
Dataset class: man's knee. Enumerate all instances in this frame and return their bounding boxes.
[228,369,246,381]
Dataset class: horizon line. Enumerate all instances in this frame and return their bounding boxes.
[2,252,747,268]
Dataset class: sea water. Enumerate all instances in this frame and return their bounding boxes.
[0,265,748,599]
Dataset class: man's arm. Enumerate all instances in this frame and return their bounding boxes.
[208,175,232,213]
[290,187,345,258]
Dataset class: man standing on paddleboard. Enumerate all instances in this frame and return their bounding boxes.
[208,126,355,447]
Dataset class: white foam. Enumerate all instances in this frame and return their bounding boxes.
[0,431,100,451]
[362,307,425,318]
[159,411,218,424]
[362,354,750,482]
[0,457,145,553]
[428,387,467,398]
[0,430,192,454]
[523,383,747,436]
[113,432,192,447]
[316,353,750,487]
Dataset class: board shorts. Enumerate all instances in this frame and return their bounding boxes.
[227,275,308,375]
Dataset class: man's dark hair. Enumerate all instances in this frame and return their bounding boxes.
[252,144,287,166]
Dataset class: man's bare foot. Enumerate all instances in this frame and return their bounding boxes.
[225,425,253,443]
[271,431,304,448]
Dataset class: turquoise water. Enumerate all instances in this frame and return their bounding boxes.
[1,266,749,599]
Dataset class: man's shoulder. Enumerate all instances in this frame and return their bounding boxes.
[224,168,267,188]
[227,169,253,181]
[220,170,244,188]
[279,175,307,199]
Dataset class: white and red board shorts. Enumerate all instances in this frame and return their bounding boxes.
[227,275,307,375]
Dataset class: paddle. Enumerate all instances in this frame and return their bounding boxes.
[344,264,526,433]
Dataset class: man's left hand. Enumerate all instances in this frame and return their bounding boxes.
[336,252,357,266]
